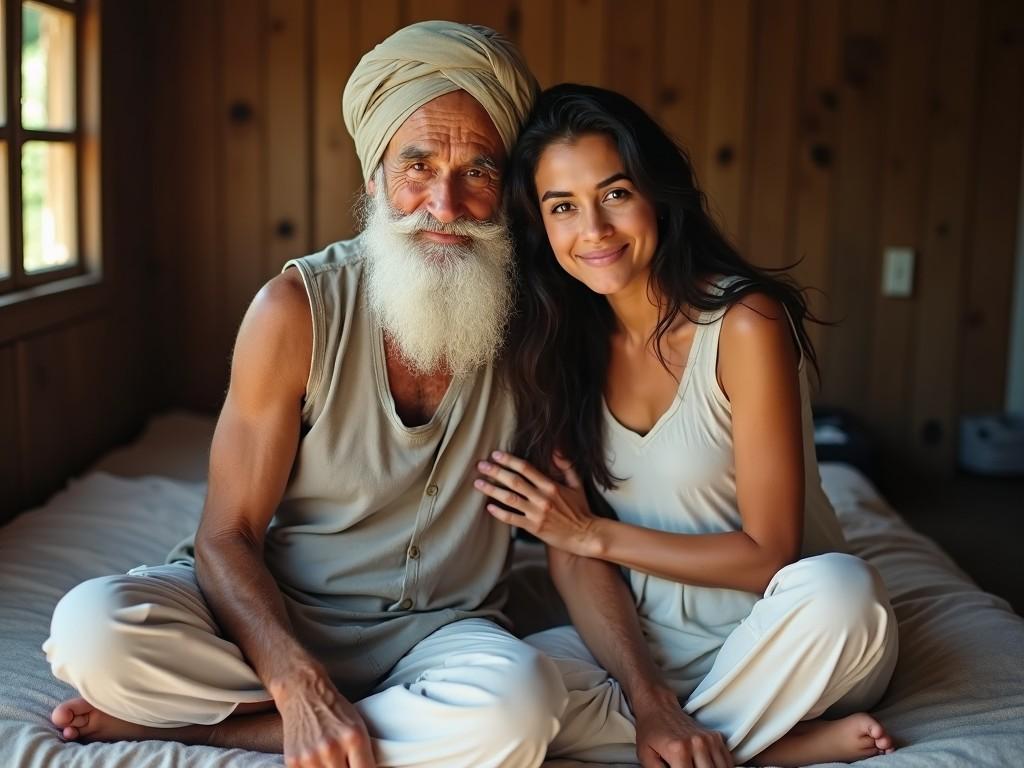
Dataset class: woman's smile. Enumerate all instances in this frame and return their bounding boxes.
[576,243,627,267]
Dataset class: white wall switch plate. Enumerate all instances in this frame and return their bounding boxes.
[882,246,915,297]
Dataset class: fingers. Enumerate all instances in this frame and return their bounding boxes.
[653,734,731,768]
[637,744,665,768]
[711,733,733,768]
[488,451,558,494]
[552,451,583,489]
[484,503,530,532]
[474,478,531,514]
[475,461,545,505]
[286,739,375,768]
[348,734,377,768]
[284,725,376,768]
[692,745,715,768]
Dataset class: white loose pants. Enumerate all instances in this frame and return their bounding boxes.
[44,563,621,768]
[45,553,896,767]
[528,553,899,765]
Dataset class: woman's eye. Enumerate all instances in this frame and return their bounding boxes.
[605,188,630,202]
[551,202,573,214]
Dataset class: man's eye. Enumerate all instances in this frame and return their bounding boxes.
[409,162,429,174]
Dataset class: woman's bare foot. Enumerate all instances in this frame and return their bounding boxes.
[750,712,895,766]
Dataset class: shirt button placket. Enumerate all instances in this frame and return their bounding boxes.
[403,483,436,618]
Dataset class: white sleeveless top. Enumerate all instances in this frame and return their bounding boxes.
[599,279,847,696]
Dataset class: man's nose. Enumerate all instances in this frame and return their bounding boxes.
[425,175,465,224]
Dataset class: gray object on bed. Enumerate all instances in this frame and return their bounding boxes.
[2,413,1022,767]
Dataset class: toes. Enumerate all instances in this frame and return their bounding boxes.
[61,725,80,741]
[52,698,92,733]
[857,735,878,751]
[51,705,73,727]
[867,721,884,739]
[876,734,894,750]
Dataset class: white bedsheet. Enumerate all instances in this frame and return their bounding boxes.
[2,413,1022,767]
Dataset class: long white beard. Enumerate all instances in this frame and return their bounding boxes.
[360,173,515,377]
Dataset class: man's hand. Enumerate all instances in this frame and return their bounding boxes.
[273,665,376,768]
[633,693,733,768]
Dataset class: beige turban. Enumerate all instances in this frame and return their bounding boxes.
[342,21,539,182]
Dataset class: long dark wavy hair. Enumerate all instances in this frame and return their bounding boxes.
[504,83,822,492]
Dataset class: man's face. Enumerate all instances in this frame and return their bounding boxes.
[374,90,506,233]
[359,91,515,377]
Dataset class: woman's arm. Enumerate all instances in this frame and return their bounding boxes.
[548,546,672,707]
[548,547,733,768]
[476,293,805,595]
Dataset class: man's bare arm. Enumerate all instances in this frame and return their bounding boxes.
[193,270,314,689]
[193,269,374,767]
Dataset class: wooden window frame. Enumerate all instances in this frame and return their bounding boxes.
[0,0,102,342]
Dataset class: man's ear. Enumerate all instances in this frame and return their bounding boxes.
[366,176,376,196]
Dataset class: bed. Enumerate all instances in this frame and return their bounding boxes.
[2,412,1022,767]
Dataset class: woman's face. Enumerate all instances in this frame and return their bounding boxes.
[533,133,658,296]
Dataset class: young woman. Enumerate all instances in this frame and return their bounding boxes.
[473,84,899,767]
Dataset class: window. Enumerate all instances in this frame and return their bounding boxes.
[0,0,96,297]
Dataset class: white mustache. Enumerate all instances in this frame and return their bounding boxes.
[385,205,508,242]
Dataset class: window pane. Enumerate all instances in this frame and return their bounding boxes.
[22,1,75,131]
[22,140,76,273]
[0,145,8,278]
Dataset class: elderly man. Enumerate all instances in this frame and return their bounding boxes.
[43,21,706,768]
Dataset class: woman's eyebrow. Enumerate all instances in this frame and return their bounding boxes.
[596,172,629,188]
[541,189,571,202]
[541,172,631,202]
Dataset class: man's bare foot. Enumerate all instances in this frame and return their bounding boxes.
[52,697,194,743]
[51,696,281,752]
[750,712,895,766]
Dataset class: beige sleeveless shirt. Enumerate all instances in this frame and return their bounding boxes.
[169,236,517,698]
[599,278,847,695]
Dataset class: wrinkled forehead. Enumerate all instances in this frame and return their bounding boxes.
[384,90,506,168]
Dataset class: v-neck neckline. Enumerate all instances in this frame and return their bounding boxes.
[370,321,467,437]
[602,317,707,445]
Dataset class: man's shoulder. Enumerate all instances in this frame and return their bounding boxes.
[283,234,369,279]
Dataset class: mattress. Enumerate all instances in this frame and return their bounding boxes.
[2,412,1022,767]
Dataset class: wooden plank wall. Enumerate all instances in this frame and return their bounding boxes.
[151,0,1024,477]
[0,3,157,523]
